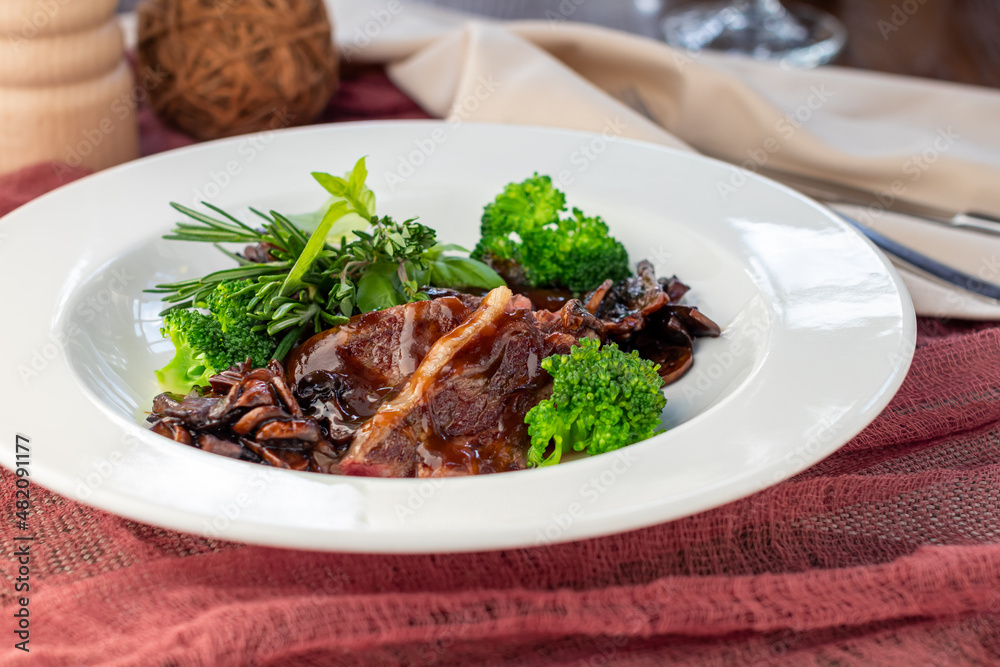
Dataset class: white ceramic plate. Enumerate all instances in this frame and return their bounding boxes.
[0,122,914,552]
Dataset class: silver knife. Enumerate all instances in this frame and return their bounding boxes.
[830,210,1000,302]
[757,165,1000,237]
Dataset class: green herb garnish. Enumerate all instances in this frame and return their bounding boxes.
[148,158,505,385]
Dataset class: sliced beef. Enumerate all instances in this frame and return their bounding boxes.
[341,287,550,478]
[286,296,477,444]
[419,287,485,311]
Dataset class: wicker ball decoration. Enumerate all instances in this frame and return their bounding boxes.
[137,0,338,140]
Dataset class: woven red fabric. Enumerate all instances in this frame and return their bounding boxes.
[2,66,1000,666]
[0,162,92,219]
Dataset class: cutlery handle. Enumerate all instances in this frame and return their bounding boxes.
[952,212,1000,236]
[834,211,1000,302]
[755,166,1000,238]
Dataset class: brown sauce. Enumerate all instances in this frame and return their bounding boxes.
[285,296,474,444]
[514,286,575,312]
[413,306,547,475]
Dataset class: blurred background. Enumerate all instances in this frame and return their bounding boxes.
[115,0,998,86]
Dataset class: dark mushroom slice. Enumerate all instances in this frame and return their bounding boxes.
[232,406,290,436]
[209,364,249,395]
[255,419,324,448]
[660,276,690,303]
[232,379,277,410]
[240,437,310,471]
[583,279,614,313]
[151,392,184,414]
[627,311,703,382]
[571,260,671,342]
[269,373,302,417]
[149,418,193,445]
[160,394,225,430]
[588,260,670,320]
[149,359,338,471]
[268,449,311,471]
[650,347,693,385]
[196,433,243,459]
[668,305,723,338]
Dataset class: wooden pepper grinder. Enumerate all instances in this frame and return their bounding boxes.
[0,0,139,176]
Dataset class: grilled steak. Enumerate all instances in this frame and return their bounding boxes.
[286,296,478,445]
[341,287,550,477]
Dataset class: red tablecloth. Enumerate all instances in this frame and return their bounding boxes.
[2,67,1000,666]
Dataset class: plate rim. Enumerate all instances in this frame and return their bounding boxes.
[0,120,916,553]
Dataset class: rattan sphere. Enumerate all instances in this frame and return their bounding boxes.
[137,0,338,140]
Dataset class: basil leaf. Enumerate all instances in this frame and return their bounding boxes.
[406,261,430,288]
[278,201,349,298]
[346,157,374,219]
[311,157,376,221]
[357,190,376,219]
[311,173,348,197]
[349,156,368,194]
[425,243,467,257]
[356,261,407,312]
[428,255,506,290]
[290,198,371,247]
[286,199,330,234]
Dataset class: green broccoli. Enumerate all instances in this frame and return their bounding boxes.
[472,174,630,292]
[473,173,566,264]
[203,280,277,367]
[525,338,666,467]
[520,208,631,292]
[154,279,276,394]
[155,309,225,394]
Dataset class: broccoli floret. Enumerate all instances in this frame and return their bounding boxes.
[203,280,276,367]
[472,175,630,292]
[154,280,276,394]
[154,309,226,395]
[525,338,666,467]
[473,173,567,264]
[520,208,631,292]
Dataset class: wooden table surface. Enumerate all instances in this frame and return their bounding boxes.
[805,0,1000,88]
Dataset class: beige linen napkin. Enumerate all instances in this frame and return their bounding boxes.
[338,1,1000,318]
